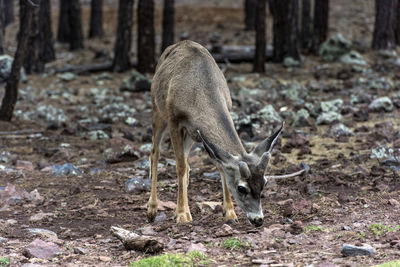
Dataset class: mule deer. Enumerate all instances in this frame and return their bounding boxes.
[147,40,283,227]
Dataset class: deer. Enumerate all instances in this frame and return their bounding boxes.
[147,40,284,227]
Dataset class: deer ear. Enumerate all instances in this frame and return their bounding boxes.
[197,130,233,163]
[252,122,284,157]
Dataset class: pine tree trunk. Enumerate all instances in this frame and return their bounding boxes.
[0,0,5,54]
[161,0,174,53]
[112,0,133,72]
[312,0,329,53]
[89,0,104,38]
[0,0,37,121]
[57,0,70,43]
[4,0,14,26]
[300,0,311,51]
[253,0,266,72]
[245,0,257,31]
[372,0,397,49]
[68,0,84,50]
[39,0,55,63]
[270,0,300,62]
[138,0,155,74]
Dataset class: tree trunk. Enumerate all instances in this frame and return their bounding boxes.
[244,0,257,31]
[373,0,397,49]
[270,0,300,62]
[39,0,55,62]
[312,0,329,53]
[4,0,14,26]
[112,0,134,72]
[23,0,42,74]
[89,0,104,38]
[161,0,174,53]
[137,0,155,74]
[253,0,266,72]
[0,0,37,121]
[0,0,5,54]
[300,0,312,51]
[57,0,70,43]
[68,0,84,50]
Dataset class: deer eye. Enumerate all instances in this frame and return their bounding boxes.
[237,185,247,195]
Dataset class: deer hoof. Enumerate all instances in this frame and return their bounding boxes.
[176,211,192,223]
[224,209,238,223]
[147,203,158,222]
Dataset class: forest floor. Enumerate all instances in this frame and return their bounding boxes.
[2,1,400,266]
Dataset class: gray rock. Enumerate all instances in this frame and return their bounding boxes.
[74,247,88,255]
[125,177,151,193]
[58,72,76,81]
[27,228,58,240]
[319,33,352,61]
[0,151,10,163]
[378,49,397,59]
[281,82,308,102]
[187,243,207,253]
[0,237,7,243]
[283,57,301,68]
[203,171,220,180]
[52,163,83,176]
[17,105,68,125]
[139,143,152,153]
[292,109,310,127]
[368,97,393,112]
[257,105,282,123]
[99,103,137,122]
[88,130,109,140]
[154,212,167,222]
[339,51,367,66]
[341,244,374,257]
[329,123,354,137]
[321,99,344,113]
[0,54,27,83]
[342,226,352,231]
[103,144,140,164]
[29,212,54,223]
[23,238,60,259]
[120,70,151,92]
[316,111,342,125]
[125,117,137,126]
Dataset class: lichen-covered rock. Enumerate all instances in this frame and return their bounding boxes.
[99,103,137,122]
[15,105,68,126]
[329,123,354,137]
[368,97,393,112]
[316,111,342,125]
[319,33,352,61]
[283,57,301,68]
[120,70,151,92]
[0,54,27,83]
[340,51,367,66]
[292,109,310,127]
[257,105,282,123]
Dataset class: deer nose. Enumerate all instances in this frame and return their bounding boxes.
[249,217,263,227]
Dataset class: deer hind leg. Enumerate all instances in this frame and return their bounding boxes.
[217,166,238,222]
[169,125,192,223]
[147,110,167,222]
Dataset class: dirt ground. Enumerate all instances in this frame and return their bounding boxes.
[1,1,400,266]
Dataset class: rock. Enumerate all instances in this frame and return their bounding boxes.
[0,54,26,83]
[329,123,354,137]
[341,244,374,257]
[389,199,400,206]
[125,117,137,126]
[73,247,88,255]
[27,228,58,240]
[283,57,301,68]
[125,177,151,193]
[342,226,352,231]
[215,224,233,237]
[292,109,310,127]
[58,72,76,81]
[0,237,7,243]
[18,105,68,126]
[280,82,308,102]
[23,238,60,259]
[378,49,397,59]
[187,243,207,253]
[0,151,11,163]
[52,163,83,176]
[0,183,26,209]
[139,143,152,153]
[99,256,111,262]
[29,212,54,223]
[99,103,137,123]
[368,97,393,112]
[110,226,164,253]
[15,160,34,171]
[321,99,344,113]
[339,51,367,66]
[289,221,303,235]
[196,201,222,213]
[88,130,109,140]
[120,70,151,92]
[319,33,352,61]
[257,105,282,124]
[154,212,167,222]
[103,144,140,164]
[203,171,220,180]
[316,111,342,125]
[26,189,45,205]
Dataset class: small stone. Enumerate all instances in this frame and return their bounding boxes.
[257,105,282,124]
[389,199,400,206]
[319,33,352,61]
[23,238,60,259]
[196,201,222,214]
[88,130,109,140]
[341,243,374,257]
[99,256,111,262]
[329,123,354,137]
[203,171,220,180]
[52,163,83,176]
[283,57,301,68]
[154,212,167,222]
[125,177,151,193]
[316,111,342,125]
[342,226,352,231]
[125,117,137,126]
[340,51,367,66]
[103,139,140,163]
[58,72,76,81]
[368,97,393,112]
[187,243,207,253]
[321,99,344,113]
[292,109,310,127]
[215,224,233,237]
[73,247,88,255]
[15,160,34,171]
[27,228,58,240]
[0,237,8,243]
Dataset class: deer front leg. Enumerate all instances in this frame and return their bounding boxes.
[170,127,192,223]
[218,166,238,222]
[147,113,166,222]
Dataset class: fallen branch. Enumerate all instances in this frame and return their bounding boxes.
[110,226,164,253]
[265,169,306,180]
[0,129,41,135]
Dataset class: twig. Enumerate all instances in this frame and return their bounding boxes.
[0,129,40,135]
[265,169,305,180]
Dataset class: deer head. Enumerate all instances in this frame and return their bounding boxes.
[198,122,284,227]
